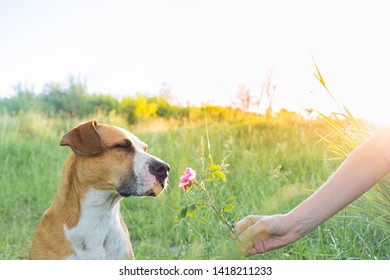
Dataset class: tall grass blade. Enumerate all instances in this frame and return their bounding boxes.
[314,61,389,229]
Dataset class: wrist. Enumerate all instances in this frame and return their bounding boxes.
[284,210,319,240]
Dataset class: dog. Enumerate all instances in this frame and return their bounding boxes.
[28,120,170,259]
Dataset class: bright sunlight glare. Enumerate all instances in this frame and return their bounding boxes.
[1,0,390,124]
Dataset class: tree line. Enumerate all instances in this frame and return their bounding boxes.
[0,78,193,124]
[0,76,307,125]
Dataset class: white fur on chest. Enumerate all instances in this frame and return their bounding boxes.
[64,189,129,260]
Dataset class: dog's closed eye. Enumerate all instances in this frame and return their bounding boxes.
[113,140,133,152]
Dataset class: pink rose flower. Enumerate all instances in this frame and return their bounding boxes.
[179,167,196,190]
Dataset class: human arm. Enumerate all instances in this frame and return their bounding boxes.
[234,127,390,256]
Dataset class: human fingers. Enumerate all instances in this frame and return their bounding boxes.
[231,215,263,240]
[236,218,274,256]
[238,217,270,244]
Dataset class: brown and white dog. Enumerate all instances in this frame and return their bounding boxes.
[28,120,170,260]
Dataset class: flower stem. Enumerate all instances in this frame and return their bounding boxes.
[200,183,239,240]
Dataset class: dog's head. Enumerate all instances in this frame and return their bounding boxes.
[60,120,170,197]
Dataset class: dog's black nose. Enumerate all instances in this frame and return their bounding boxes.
[149,159,170,180]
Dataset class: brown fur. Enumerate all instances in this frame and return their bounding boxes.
[28,120,166,259]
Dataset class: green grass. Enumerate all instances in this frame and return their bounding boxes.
[0,112,389,260]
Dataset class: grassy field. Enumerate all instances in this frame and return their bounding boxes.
[0,111,389,260]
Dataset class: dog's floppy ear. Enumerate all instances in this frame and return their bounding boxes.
[60,120,103,156]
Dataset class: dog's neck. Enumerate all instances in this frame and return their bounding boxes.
[52,154,131,259]
[63,188,129,259]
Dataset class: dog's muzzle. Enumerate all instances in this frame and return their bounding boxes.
[117,159,170,198]
[149,159,170,185]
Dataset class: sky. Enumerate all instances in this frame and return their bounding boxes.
[1,0,390,124]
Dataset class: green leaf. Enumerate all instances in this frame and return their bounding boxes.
[207,165,226,182]
[197,203,208,209]
[214,170,226,182]
[225,195,237,203]
[205,173,215,181]
[208,164,221,172]
[179,207,187,220]
[222,196,237,213]
[185,204,199,217]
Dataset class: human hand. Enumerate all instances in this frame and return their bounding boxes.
[232,214,300,256]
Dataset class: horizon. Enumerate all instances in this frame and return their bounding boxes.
[1,0,390,124]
